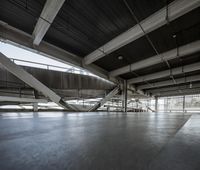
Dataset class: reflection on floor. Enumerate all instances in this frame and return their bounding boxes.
[0,112,199,170]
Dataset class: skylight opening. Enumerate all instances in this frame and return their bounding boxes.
[0,41,114,84]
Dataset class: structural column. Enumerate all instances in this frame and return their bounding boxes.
[183,95,186,112]
[33,103,38,112]
[0,52,76,110]
[122,80,128,112]
[155,97,158,112]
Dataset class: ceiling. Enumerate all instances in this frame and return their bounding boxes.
[0,0,200,97]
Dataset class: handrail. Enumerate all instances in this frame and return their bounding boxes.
[8,58,113,84]
[9,58,92,76]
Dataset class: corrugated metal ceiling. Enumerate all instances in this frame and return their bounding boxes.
[0,0,199,82]
[95,8,200,72]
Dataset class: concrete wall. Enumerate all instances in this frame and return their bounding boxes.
[0,66,115,90]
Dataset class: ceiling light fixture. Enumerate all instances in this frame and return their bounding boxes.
[118,55,123,60]
[172,34,176,38]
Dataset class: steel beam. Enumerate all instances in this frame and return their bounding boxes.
[83,0,200,65]
[154,88,200,97]
[0,96,47,103]
[0,21,119,84]
[138,75,200,90]
[146,82,200,94]
[122,80,128,112]
[127,84,150,97]
[110,40,200,77]
[155,97,158,112]
[32,0,65,45]
[128,62,200,84]
[0,21,150,96]
[0,52,76,110]
[87,85,120,112]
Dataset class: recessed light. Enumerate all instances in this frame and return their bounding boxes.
[118,55,123,60]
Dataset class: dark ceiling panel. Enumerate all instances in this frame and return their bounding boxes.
[1,0,192,61]
[135,69,200,89]
[121,52,200,79]
[120,62,168,79]
[0,0,199,81]
[44,0,176,57]
[135,76,175,87]
[0,0,46,34]
[145,81,200,92]
[169,52,200,68]
[174,70,200,79]
[45,0,136,57]
[125,0,174,21]
[145,81,200,96]
[94,36,156,71]
[94,8,200,72]
[44,26,92,57]
[148,8,200,54]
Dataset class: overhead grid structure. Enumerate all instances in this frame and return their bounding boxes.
[0,0,200,111]
[1,1,200,170]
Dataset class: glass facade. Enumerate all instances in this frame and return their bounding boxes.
[158,94,200,112]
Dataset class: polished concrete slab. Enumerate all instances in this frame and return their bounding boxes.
[148,114,200,170]
[0,112,199,170]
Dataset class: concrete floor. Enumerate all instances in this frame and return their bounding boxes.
[0,112,199,170]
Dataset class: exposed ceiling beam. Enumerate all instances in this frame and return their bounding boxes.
[32,0,65,45]
[146,82,200,94]
[110,40,200,77]
[0,96,47,103]
[83,0,200,65]
[128,62,200,84]
[88,85,120,112]
[0,21,80,66]
[137,75,200,90]
[154,88,200,97]
[127,84,151,97]
[0,52,77,110]
[0,21,119,84]
[0,21,149,97]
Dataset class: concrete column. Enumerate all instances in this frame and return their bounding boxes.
[33,103,38,112]
[155,97,158,112]
[123,80,128,112]
[183,95,185,112]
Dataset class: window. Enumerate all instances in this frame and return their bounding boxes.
[0,41,113,84]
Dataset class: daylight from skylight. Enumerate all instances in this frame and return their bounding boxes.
[0,41,113,84]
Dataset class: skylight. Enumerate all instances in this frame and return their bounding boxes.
[0,41,113,84]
